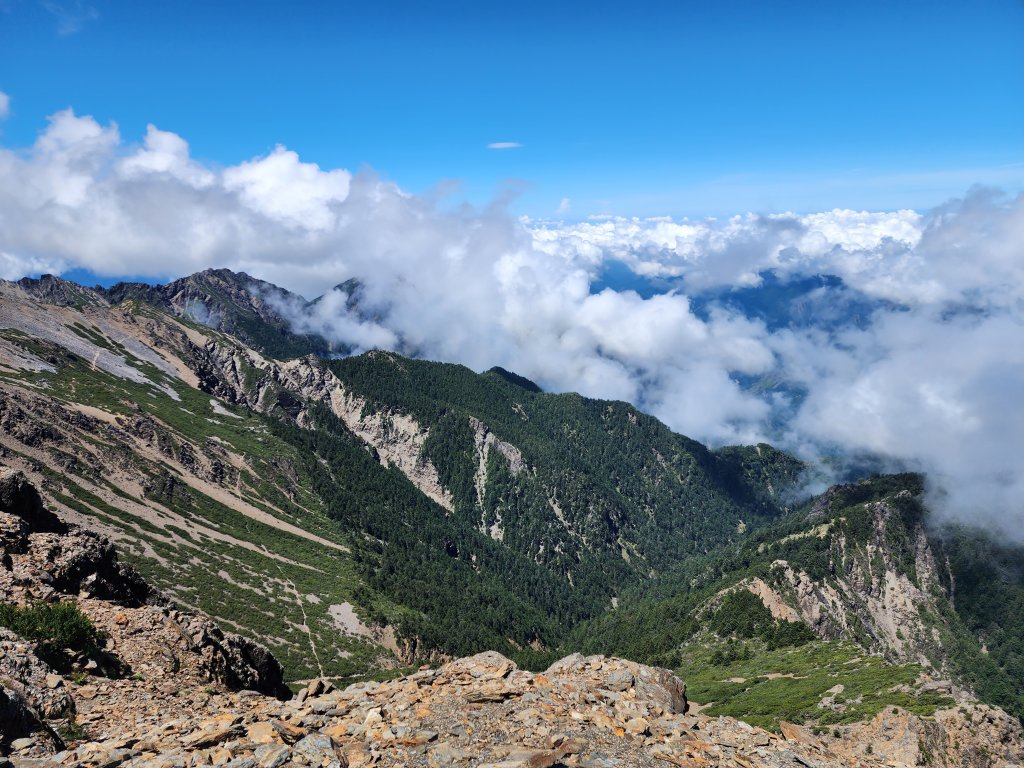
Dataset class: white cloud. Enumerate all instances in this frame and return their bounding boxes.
[528,208,924,293]
[0,92,9,120]
[0,107,1021,536]
[223,145,351,230]
[0,250,67,281]
[556,197,571,215]
[118,124,214,187]
[487,142,523,150]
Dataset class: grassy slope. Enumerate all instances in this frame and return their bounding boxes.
[0,326,383,681]
[677,637,952,731]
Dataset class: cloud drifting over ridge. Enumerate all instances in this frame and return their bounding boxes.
[1,108,1022,534]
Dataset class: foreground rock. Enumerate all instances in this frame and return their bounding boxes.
[0,650,825,767]
[0,465,289,752]
[7,648,1023,768]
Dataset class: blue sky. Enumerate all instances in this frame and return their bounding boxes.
[1,0,1022,217]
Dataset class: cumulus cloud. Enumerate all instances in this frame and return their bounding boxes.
[487,142,523,150]
[223,146,351,230]
[0,107,1021,536]
[529,208,924,294]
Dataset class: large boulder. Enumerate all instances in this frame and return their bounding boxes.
[176,612,291,700]
[0,469,65,535]
[546,653,689,714]
[0,628,75,724]
[25,530,155,606]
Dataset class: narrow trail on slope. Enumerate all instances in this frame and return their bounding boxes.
[263,544,324,679]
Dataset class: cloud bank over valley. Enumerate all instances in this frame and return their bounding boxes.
[1,108,1022,534]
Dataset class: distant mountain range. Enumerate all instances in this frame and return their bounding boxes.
[1,268,1021,730]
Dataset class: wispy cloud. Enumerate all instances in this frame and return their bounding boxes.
[487,141,523,150]
[0,92,9,120]
[41,0,98,35]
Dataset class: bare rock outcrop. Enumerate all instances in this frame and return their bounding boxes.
[829,702,1024,768]
[13,649,1012,768]
[735,498,956,670]
[0,468,65,536]
[0,628,74,750]
[4,651,853,767]
[175,613,292,700]
[1,468,155,607]
[0,467,290,717]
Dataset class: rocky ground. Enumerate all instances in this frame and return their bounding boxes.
[2,466,1023,768]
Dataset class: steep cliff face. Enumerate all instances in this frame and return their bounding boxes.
[833,702,1024,768]
[470,416,528,539]
[728,492,961,677]
[326,374,454,512]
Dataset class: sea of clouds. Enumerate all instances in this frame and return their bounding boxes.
[1,106,1022,535]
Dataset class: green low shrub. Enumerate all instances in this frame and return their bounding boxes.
[0,601,106,669]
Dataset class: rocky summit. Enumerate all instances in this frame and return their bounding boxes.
[2,469,1023,768]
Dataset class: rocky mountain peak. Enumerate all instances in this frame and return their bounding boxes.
[12,275,107,309]
[101,268,334,359]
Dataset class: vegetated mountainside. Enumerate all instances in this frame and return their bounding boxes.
[5,268,1024,757]
[0,270,799,684]
[327,352,802,606]
[4,468,1021,768]
[574,472,1024,724]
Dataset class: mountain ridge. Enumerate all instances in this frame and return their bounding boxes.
[2,268,1023,762]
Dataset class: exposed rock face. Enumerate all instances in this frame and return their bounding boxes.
[14,274,107,309]
[470,416,527,512]
[738,498,953,669]
[0,628,75,720]
[185,341,457,512]
[0,468,65,536]
[0,468,290,708]
[313,361,454,512]
[830,702,1024,768]
[176,615,293,700]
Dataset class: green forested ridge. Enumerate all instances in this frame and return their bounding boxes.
[267,405,586,658]
[930,525,1024,718]
[329,352,802,591]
